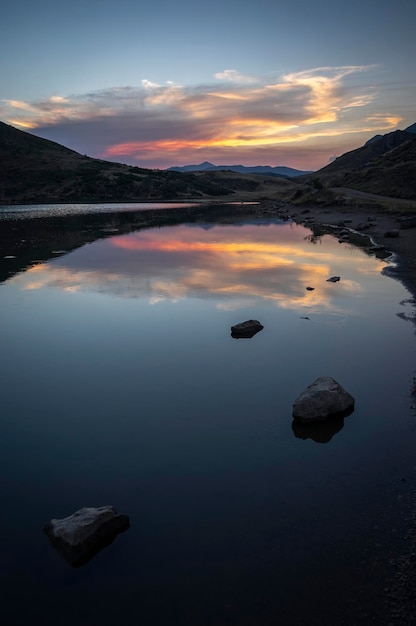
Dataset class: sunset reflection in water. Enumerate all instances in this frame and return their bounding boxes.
[15,220,387,316]
[1,216,415,626]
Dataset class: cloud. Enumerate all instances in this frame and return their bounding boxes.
[213,69,259,84]
[0,66,402,169]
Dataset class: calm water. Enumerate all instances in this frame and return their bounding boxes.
[1,209,416,625]
[0,201,200,219]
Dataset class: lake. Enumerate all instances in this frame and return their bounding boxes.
[0,201,199,219]
[1,204,416,625]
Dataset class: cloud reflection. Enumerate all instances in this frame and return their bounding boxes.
[10,222,386,317]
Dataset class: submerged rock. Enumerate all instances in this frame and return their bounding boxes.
[399,215,416,229]
[292,376,355,423]
[43,505,130,567]
[231,319,264,338]
[383,229,400,238]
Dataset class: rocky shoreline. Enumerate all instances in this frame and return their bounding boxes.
[268,200,416,624]
[285,203,416,299]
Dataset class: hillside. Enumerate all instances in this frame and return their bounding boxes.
[312,130,415,180]
[295,128,416,201]
[336,137,416,199]
[0,121,294,204]
[3,119,415,205]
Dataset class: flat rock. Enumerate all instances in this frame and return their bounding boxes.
[292,376,355,423]
[356,222,371,231]
[398,215,416,229]
[43,505,130,567]
[326,276,340,283]
[231,319,264,338]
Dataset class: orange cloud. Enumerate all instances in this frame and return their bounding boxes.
[0,65,404,170]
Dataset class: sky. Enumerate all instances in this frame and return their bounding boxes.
[1,0,415,171]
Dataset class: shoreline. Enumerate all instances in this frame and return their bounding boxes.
[271,201,416,304]
[271,200,416,623]
[1,199,416,623]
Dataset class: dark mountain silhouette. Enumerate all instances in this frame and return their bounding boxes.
[404,122,416,134]
[365,134,383,145]
[334,134,416,199]
[0,121,294,204]
[364,123,415,147]
[301,126,416,200]
[2,119,415,204]
[167,161,312,177]
[169,161,216,172]
[314,130,415,178]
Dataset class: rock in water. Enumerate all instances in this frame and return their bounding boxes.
[326,276,340,283]
[292,376,355,423]
[231,319,264,338]
[43,505,130,566]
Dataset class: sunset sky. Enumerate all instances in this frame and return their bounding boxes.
[1,0,415,171]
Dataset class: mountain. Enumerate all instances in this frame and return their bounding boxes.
[169,161,217,172]
[334,134,416,199]
[405,122,416,134]
[3,118,414,205]
[361,123,415,148]
[0,121,226,203]
[365,134,383,145]
[0,121,296,204]
[306,127,416,200]
[167,162,312,177]
[314,130,415,179]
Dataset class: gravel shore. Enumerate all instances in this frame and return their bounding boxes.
[277,203,416,300]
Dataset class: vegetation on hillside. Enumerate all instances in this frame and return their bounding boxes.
[1,120,415,205]
[0,122,293,204]
[299,131,416,201]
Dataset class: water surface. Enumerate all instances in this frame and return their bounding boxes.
[0,201,199,219]
[1,213,415,625]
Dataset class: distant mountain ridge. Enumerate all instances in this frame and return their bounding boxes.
[1,118,415,204]
[167,161,312,177]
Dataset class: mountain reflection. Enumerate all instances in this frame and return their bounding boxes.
[11,221,386,313]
